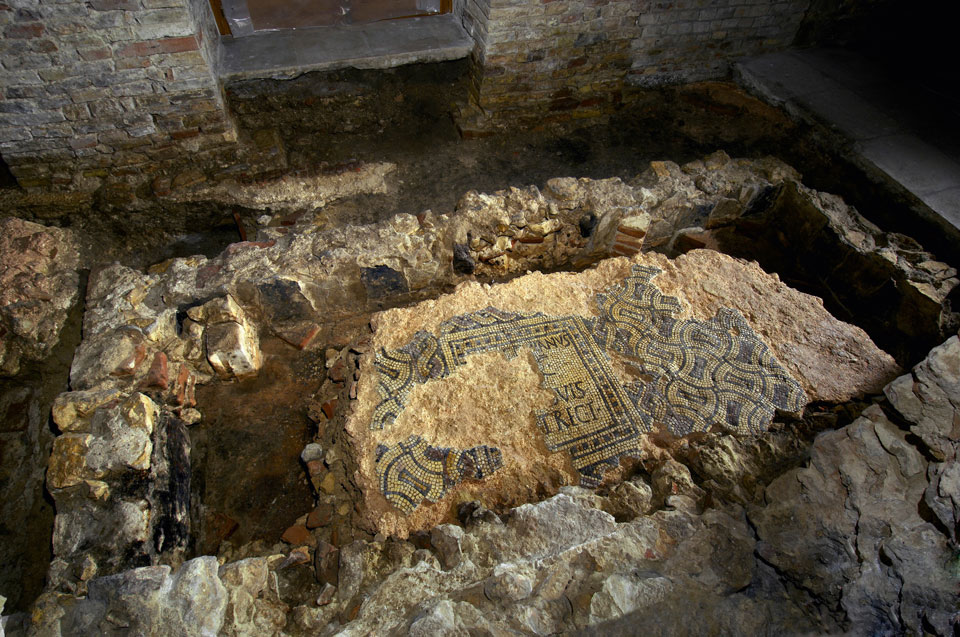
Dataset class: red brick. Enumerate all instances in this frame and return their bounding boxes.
[281,524,311,546]
[328,359,347,383]
[612,245,638,257]
[116,56,151,70]
[140,352,169,390]
[5,23,44,39]
[196,263,221,288]
[116,36,198,59]
[78,47,112,61]
[315,541,339,584]
[296,325,320,350]
[617,225,646,239]
[170,128,200,140]
[174,364,190,406]
[321,399,338,420]
[69,136,98,150]
[33,39,58,53]
[306,503,334,529]
[111,343,147,376]
[614,235,643,249]
[549,97,579,111]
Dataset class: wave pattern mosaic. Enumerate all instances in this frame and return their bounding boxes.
[372,265,807,514]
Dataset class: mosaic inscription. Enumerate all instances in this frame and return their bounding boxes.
[372,265,807,514]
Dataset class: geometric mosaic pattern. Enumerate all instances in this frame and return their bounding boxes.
[595,265,807,436]
[374,436,503,514]
[371,265,807,514]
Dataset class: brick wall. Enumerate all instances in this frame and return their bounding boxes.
[0,0,236,192]
[463,0,810,128]
[1,0,814,191]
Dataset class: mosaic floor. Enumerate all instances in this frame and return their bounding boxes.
[372,265,807,514]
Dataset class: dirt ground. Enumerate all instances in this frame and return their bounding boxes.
[1,68,806,271]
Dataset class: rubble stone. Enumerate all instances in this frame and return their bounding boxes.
[0,218,80,375]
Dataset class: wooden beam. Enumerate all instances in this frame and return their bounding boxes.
[209,0,232,36]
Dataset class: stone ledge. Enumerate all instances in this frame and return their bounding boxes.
[219,15,474,81]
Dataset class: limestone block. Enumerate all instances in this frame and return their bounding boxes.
[885,335,960,460]
[751,403,955,634]
[122,392,159,433]
[483,564,535,602]
[429,524,464,570]
[52,498,150,564]
[69,328,149,391]
[86,401,154,475]
[83,264,163,341]
[56,557,228,637]
[164,557,228,637]
[191,294,245,325]
[588,573,672,624]
[206,320,262,380]
[165,162,396,210]
[256,277,321,348]
[52,388,123,433]
[47,434,93,490]
[48,393,157,491]
[219,557,286,636]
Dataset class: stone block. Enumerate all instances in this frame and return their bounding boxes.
[206,320,262,380]
[4,22,44,39]
[115,35,198,58]
[90,0,140,10]
[190,293,244,324]
[47,433,93,490]
[52,388,123,433]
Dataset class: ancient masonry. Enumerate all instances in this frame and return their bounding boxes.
[0,0,234,192]
[1,0,812,187]
[459,0,809,129]
[372,264,806,513]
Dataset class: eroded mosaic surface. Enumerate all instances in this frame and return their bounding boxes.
[595,265,807,436]
[374,437,503,514]
[372,265,807,514]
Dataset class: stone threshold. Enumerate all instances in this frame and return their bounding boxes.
[219,14,473,81]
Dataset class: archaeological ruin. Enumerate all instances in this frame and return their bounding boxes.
[1,0,958,635]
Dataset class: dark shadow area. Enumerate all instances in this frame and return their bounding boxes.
[797,0,960,114]
[190,338,324,557]
[0,272,85,613]
[0,154,18,190]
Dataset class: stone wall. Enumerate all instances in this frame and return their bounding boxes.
[187,0,223,77]
[460,0,809,129]
[1,0,828,189]
[0,0,236,192]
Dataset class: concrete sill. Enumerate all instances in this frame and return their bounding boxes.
[219,14,473,82]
